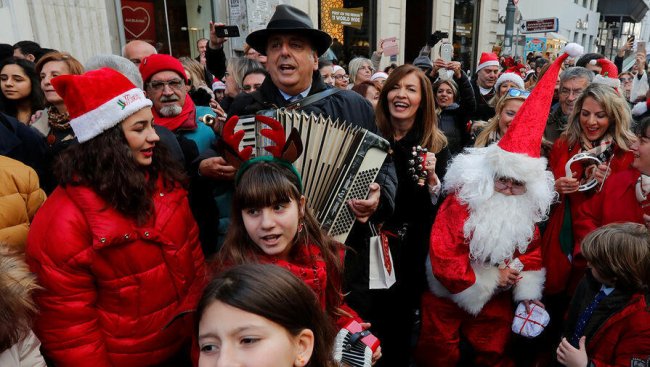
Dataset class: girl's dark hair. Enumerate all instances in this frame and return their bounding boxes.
[198,264,336,367]
[0,57,45,118]
[218,161,344,319]
[54,123,186,224]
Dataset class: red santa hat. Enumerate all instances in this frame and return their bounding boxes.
[139,54,188,84]
[490,43,584,179]
[476,52,500,72]
[52,68,152,143]
[590,58,620,89]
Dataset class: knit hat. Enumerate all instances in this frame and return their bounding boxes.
[212,78,226,91]
[497,43,584,160]
[590,58,620,89]
[476,52,500,72]
[139,54,188,84]
[370,72,388,81]
[413,55,433,70]
[52,68,152,143]
[495,71,525,91]
[332,65,345,74]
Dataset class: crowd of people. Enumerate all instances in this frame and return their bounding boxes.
[1,4,650,367]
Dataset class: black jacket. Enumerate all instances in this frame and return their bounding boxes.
[438,72,476,155]
[0,112,47,182]
[470,79,496,122]
[205,45,226,79]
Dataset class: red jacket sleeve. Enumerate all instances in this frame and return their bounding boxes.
[26,194,112,367]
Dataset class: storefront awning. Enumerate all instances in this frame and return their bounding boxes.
[545,32,569,42]
[598,0,648,23]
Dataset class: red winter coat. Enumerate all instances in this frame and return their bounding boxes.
[26,179,207,367]
[573,169,644,245]
[542,138,633,295]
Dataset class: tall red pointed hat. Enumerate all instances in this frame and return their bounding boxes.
[497,43,584,158]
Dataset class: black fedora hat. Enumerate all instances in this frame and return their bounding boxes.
[246,5,332,57]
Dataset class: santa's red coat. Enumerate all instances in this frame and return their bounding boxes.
[418,194,545,366]
[542,138,633,295]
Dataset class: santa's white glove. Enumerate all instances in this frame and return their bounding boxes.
[633,101,649,117]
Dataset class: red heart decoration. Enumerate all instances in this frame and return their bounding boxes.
[122,6,151,39]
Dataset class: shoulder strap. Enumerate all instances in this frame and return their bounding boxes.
[287,87,340,110]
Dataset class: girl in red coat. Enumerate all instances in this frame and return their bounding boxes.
[26,68,206,367]
[543,83,636,296]
[557,222,650,367]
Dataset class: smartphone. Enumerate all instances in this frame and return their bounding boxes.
[440,42,453,62]
[215,25,240,38]
[628,34,636,44]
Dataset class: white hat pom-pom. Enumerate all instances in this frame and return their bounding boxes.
[564,43,584,58]
[633,101,649,117]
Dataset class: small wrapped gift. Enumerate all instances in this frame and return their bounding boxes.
[512,301,550,338]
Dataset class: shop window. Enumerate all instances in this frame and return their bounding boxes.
[319,0,377,66]
[453,0,479,73]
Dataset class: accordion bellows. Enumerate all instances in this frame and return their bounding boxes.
[334,321,380,367]
[235,109,390,243]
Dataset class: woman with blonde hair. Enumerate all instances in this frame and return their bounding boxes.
[543,83,637,297]
[371,64,449,366]
[475,89,529,147]
[180,57,214,107]
[348,57,374,88]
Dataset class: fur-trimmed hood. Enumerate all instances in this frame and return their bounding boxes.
[0,245,39,351]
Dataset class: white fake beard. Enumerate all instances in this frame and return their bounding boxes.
[464,191,541,265]
[159,105,182,117]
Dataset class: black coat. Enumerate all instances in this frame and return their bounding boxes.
[438,72,476,155]
[470,79,496,121]
[205,45,226,79]
[0,112,47,182]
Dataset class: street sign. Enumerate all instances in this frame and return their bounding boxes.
[520,17,559,34]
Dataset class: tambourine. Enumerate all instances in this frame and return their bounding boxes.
[564,153,602,192]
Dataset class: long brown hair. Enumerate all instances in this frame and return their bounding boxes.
[563,83,636,150]
[54,123,186,224]
[376,64,447,153]
[197,264,337,367]
[218,161,344,318]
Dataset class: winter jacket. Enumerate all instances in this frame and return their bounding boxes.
[573,169,644,245]
[205,45,226,79]
[563,272,650,367]
[26,178,207,367]
[0,249,46,367]
[0,112,47,182]
[469,79,495,122]
[542,138,633,295]
[437,72,476,155]
[0,156,46,252]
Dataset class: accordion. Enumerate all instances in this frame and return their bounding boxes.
[334,321,380,367]
[233,109,389,243]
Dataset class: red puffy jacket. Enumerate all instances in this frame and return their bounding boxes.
[26,179,207,367]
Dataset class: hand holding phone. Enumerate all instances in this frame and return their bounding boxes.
[214,25,240,38]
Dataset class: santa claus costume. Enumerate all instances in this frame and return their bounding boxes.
[416,44,584,367]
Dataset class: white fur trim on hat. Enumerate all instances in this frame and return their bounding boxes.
[370,72,388,81]
[332,65,344,74]
[633,100,650,116]
[477,60,500,72]
[564,43,584,58]
[592,74,621,89]
[425,257,500,315]
[513,268,546,302]
[496,73,525,91]
[69,88,152,143]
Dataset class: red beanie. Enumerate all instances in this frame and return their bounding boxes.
[139,54,188,84]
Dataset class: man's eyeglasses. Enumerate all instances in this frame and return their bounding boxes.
[147,78,185,91]
[507,88,531,98]
[334,74,349,80]
[619,77,633,83]
[495,177,527,195]
[559,87,584,97]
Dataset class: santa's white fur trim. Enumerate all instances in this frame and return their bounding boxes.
[69,88,152,143]
[425,257,500,315]
[496,73,525,91]
[477,60,500,72]
[513,269,546,302]
[592,74,620,89]
[564,43,584,58]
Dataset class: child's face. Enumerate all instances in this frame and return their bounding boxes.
[198,300,312,367]
[242,196,305,261]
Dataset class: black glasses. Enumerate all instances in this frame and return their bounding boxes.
[147,78,185,91]
[333,74,349,80]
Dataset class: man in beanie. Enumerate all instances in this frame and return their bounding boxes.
[139,53,215,169]
[416,43,584,367]
[470,52,500,121]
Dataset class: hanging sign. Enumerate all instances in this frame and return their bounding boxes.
[121,1,156,43]
[331,7,364,29]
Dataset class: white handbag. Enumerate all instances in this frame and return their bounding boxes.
[368,224,396,289]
